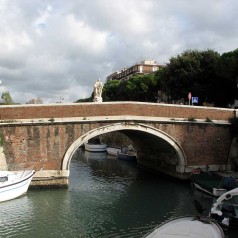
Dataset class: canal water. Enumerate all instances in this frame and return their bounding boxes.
[0,148,236,238]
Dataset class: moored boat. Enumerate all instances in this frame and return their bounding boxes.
[0,170,35,202]
[106,146,121,156]
[117,145,137,162]
[210,187,238,228]
[190,169,237,197]
[144,216,224,238]
[117,152,137,162]
[84,138,107,152]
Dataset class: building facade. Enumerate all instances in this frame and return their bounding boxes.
[106,60,163,82]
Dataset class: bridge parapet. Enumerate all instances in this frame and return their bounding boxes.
[0,102,235,122]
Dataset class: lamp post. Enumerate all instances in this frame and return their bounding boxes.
[59,96,64,103]
[188,92,192,105]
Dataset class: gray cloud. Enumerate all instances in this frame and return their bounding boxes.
[0,0,237,103]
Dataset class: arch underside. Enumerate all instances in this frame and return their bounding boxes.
[62,123,187,178]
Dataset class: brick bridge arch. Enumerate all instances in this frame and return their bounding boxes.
[62,123,186,172]
[0,102,235,187]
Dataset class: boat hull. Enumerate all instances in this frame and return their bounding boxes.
[190,171,233,197]
[117,152,137,162]
[0,170,35,202]
[106,147,121,156]
[84,143,107,152]
[144,216,224,238]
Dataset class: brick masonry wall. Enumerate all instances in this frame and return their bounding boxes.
[152,122,231,166]
[0,120,231,172]
[1,123,85,170]
[0,102,235,121]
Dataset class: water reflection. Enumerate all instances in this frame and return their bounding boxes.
[69,149,199,237]
[0,188,70,238]
[0,196,34,237]
[0,148,236,238]
[84,151,108,160]
[69,148,237,238]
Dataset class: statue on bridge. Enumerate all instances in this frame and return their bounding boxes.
[93,79,103,102]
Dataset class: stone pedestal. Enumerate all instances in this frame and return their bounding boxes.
[93,96,103,102]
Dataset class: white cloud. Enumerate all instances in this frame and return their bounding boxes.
[66,14,108,54]
[0,0,237,103]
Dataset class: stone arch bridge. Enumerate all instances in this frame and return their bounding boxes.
[0,102,236,187]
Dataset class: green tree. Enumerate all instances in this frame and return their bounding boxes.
[194,50,220,105]
[1,91,13,104]
[75,92,93,103]
[102,74,158,102]
[156,49,220,105]
[215,49,238,107]
[125,74,158,102]
[102,80,121,101]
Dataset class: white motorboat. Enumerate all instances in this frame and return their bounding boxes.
[84,142,107,152]
[144,216,224,238]
[84,138,107,152]
[106,147,121,156]
[0,170,35,202]
[210,187,238,228]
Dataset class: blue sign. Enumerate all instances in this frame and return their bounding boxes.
[192,97,198,104]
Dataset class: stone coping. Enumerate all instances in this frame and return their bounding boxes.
[0,101,236,112]
[0,115,230,126]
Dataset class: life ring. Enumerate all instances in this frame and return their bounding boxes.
[192,168,201,174]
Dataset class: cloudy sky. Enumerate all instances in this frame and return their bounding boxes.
[0,0,237,104]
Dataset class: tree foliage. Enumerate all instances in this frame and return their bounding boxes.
[215,49,238,107]
[75,93,93,103]
[1,91,14,105]
[26,97,43,104]
[102,74,158,102]
[156,49,220,105]
[156,48,238,107]
[102,80,121,101]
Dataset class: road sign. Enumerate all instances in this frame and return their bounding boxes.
[188,92,192,100]
[192,97,198,104]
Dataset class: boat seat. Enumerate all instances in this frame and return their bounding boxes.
[221,204,236,217]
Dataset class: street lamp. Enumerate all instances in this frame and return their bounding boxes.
[59,96,64,103]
